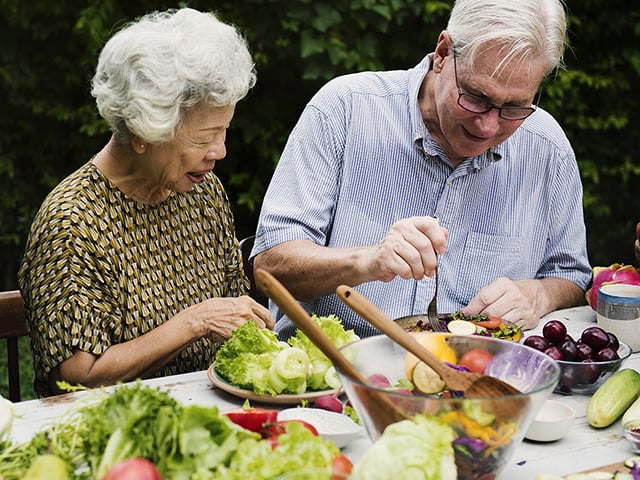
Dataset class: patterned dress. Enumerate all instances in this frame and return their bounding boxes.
[18,161,249,397]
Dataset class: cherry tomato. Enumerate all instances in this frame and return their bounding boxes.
[331,453,353,479]
[470,316,503,329]
[224,408,279,438]
[459,349,494,374]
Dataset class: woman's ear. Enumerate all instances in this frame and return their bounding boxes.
[131,136,146,154]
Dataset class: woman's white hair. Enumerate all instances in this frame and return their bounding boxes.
[91,8,256,144]
[446,0,567,77]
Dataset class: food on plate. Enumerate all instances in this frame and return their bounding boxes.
[586,368,640,428]
[214,314,358,396]
[400,311,523,341]
[350,415,457,480]
[103,458,161,480]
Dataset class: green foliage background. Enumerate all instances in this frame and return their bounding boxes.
[1,0,639,400]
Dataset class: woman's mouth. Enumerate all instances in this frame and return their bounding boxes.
[187,170,211,183]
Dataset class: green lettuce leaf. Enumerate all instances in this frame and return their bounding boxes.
[351,415,457,480]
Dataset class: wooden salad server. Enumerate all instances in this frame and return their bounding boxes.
[335,285,529,418]
[254,269,408,434]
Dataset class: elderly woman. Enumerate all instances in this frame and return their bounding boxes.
[18,8,273,398]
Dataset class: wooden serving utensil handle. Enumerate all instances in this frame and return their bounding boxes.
[254,269,408,429]
[336,284,480,392]
[254,269,366,384]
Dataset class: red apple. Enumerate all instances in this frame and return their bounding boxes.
[103,458,161,480]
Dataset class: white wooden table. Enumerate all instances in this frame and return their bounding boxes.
[9,306,637,478]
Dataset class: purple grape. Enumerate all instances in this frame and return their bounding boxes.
[544,345,565,361]
[581,326,611,351]
[575,341,593,361]
[543,320,568,345]
[595,347,620,362]
[524,335,549,351]
[607,332,620,351]
[560,337,578,361]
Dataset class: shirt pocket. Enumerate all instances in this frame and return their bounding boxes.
[455,231,524,300]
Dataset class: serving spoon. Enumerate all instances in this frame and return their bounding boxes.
[335,285,526,403]
[253,269,408,433]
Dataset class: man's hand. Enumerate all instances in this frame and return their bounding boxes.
[460,277,585,330]
[365,216,448,282]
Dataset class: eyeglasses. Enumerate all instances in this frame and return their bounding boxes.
[452,49,541,121]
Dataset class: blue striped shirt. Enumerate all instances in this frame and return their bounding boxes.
[253,54,592,339]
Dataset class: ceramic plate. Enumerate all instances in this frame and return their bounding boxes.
[207,364,340,405]
[278,407,362,448]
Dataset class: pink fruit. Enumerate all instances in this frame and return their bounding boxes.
[103,458,162,480]
[585,263,640,310]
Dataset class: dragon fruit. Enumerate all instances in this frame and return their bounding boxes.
[586,263,640,311]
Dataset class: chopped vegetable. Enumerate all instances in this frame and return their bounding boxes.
[350,414,457,480]
[0,382,258,479]
[288,314,359,390]
[224,407,279,438]
[211,421,345,479]
[215,314,358,395]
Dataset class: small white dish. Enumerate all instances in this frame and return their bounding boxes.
[278,407,361,448]
[525,399,575,442]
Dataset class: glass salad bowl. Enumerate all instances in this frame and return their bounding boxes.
[336,333,560,480]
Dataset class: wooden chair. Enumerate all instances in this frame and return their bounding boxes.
[0,290,28,402]
[239,235,269,308]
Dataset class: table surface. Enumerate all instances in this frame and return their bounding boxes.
[9,306,638,479]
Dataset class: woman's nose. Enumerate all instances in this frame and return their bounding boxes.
[206,141,226,160]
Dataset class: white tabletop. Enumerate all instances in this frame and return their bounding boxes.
[10,306,636,478]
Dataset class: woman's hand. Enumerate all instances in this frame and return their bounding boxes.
[190,295,275,338]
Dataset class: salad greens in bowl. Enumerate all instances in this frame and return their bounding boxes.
[338,333,561,480]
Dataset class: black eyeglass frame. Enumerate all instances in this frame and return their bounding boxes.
[452,49,541,121]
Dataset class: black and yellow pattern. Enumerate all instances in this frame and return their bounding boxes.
[18,161,249,397]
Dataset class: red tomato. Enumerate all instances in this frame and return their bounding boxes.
[331,453,353,479]
[103,457,161,480]
[459,349,494,374]
[470,316,503,329]
[224,408,279,438]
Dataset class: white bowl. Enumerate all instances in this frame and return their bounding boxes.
[525,399,575,442]
[278,407,362,448]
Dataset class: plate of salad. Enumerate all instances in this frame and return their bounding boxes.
[210,314,358,404]
[396,311,523,342]
[208,365,341,405]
